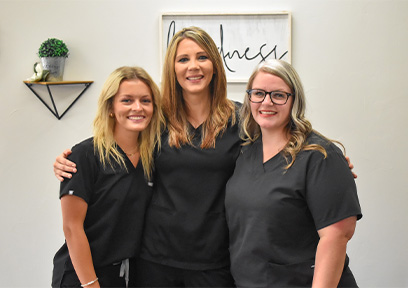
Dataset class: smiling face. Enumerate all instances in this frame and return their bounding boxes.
[250,71,294,135]
[174,38,214,98]
[111,79,153,138]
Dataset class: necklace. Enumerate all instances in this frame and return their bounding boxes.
[122,147,139,157]
[125,150,139,157]
[117,142,139,157]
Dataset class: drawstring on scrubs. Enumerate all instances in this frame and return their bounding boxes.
[119,258,129,288]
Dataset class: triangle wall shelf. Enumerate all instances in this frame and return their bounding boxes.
[23,80,94,120]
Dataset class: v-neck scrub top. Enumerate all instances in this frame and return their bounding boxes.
[140,107,242,270]
[52,138,153,286]
[225,132,362,287]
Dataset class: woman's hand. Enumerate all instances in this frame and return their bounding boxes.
[345,156,357,179]
[53,149,77,182]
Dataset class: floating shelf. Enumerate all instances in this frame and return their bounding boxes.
[23,80,94,120]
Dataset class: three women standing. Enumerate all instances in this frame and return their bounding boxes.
[52,28,361,287]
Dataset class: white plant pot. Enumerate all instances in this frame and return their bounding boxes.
[41,57,66,81]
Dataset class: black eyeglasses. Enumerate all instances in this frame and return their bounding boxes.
[246,89,293,105]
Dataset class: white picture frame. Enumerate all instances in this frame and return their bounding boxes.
[160,12,292,83]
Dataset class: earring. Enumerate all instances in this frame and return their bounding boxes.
[109,112,114,118]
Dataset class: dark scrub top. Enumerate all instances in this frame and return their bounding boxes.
[52,137,153,286]
[225,132,362,287]
[140,105,242,270]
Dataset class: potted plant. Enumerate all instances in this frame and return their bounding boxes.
[38,38,69,81]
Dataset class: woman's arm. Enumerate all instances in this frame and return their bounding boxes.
[312,216,357,288]
[54,149,356,181]
[61,195,99,288]
[54,149,77,181]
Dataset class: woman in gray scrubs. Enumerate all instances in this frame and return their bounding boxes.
[225,59,362,287]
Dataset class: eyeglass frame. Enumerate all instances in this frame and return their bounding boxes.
[246,89,294,105]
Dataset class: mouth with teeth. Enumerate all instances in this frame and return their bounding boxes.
[187,75,204,81]
[128,116,144,121]
[259,111,277,115]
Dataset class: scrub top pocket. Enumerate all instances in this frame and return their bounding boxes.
[267,260,314,287]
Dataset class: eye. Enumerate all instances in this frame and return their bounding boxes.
[273,92,286,99]
[253,90,265,97]
[177,57,189,63]
[141,98,152,104]
[198,55,209,60]
[121,98,131,103]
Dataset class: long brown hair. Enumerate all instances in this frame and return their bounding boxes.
[161,26,236,148]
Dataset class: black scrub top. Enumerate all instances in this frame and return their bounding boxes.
[140,107,242,270]
[225,132,362,287]
[52,137,153,286]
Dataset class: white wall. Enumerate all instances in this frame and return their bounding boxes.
[1,0,407,287]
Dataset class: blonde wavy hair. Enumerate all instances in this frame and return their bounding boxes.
[240,59,343,169]
[93,66,164,180]
[161,26,236,148]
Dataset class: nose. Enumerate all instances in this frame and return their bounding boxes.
[263,92,274,105]
[132,100,142,111]
[188,59,199,70]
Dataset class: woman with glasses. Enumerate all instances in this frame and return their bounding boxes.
[225,59,362,287]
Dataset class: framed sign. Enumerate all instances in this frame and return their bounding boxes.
[161,12,291,83]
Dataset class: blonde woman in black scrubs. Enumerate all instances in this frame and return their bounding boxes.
[225,59,362,287]
[52,66,163,288]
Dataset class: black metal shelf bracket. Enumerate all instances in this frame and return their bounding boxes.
[23,81,93,120]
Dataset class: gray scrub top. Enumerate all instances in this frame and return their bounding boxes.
[225,132,362,287]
